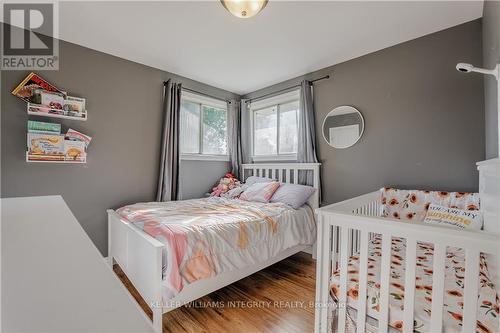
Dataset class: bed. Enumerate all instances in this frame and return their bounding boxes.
[315,159,500,333]
[107,163,320,332]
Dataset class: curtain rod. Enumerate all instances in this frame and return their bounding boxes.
[163,74,330,104]
[246,75,330,103]
[163,81,231,103]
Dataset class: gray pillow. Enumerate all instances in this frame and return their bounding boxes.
[244,176,274,187]
[270,183,316,209]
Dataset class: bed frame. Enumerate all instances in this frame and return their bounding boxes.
[107,162,320,333]
[314,159,500,333]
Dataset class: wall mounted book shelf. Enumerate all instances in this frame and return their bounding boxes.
[13,73,91,164]
[27,103,87,121]
[26,152,86,164]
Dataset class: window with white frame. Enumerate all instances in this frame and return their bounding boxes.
[180,91,228,161]
[251,90,300,160]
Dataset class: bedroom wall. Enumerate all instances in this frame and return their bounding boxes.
[243,20,485,205]
[1,30,237,255]
[483,1,500,159]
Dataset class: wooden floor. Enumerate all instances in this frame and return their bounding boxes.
[114,252,316,333]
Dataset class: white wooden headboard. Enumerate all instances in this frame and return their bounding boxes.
[241,163,321,209]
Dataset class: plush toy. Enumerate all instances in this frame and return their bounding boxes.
[211,172,242,197]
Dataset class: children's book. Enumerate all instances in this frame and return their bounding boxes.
[12,72,65,102]
[27,120,61,134]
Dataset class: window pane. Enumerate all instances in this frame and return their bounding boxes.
[202,105,227,155]
[279,101,299,154]
[180,100,200,154]
[254,106,277,155]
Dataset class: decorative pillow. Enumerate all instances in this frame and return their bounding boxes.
[379,188,480,221]
[423,204,483,230]
[239,181,281,203]
[270,183,316,209]
[244,176,274,187]
[210,173,241,197]
[221,186,245,199]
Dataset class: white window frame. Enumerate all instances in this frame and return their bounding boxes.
[250,89,300,162]
[180,91,229,162]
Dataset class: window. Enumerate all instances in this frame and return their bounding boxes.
[180,92,228,161]
[251,90,300,160]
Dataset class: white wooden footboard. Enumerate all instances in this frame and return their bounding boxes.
[315,191,500,333]
[107,210,164,332]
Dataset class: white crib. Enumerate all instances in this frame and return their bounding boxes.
[314,160,500,333]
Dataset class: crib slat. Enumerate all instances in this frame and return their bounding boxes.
[356,231,369,333]
[293,169,298,184]
[462,249,480,333]
[315,214,328,333]
[430,243,446,332]
[402,238,417,333]
[355,231,358,253]
[348,229,354,256]
[331,226,339,273]
[319,215,334,333]
[330,226,336,276]
[315,215,323,332]
[378,234,392,333]
[278,169,283,182]
[337,227,350,333]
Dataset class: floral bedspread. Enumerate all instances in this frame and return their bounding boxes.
[117,197,316,301]
[330,235,499,333]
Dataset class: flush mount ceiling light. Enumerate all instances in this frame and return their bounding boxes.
[220,0,268,19]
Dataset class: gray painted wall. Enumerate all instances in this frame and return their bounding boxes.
[244,20,485,205]
[1,34,237,255]
[179,160,228,199]
[483,1,500,158]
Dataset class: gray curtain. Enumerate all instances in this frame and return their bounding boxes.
[156,79,182,202]
[240,99,252,179]
[297,80,320,187]
[228,100,243,179]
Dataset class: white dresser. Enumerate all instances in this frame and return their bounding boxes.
[1,195,155,333]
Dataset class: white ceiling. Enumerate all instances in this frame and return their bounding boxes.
[58,1,483,95]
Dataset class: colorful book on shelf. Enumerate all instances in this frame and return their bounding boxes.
[27,133,64,156]
[64,140,86,162]
[12,72,65,103]
[63,96,86,113]
[65,128,92,147]
[27,120,61,134]
[40,90,65,110]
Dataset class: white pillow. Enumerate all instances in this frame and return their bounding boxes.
[270,183,316,209]
[423,204,482,230]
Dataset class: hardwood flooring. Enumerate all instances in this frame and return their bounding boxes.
[114,252,316,333]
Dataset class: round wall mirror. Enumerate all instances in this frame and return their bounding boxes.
[322,106,364,149]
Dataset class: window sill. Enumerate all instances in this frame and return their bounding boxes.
[252,154,297,162]
[181,154,230,162]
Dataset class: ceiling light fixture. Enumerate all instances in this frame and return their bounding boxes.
[220,0,268,19]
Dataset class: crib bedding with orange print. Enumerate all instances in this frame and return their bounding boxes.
[329,235,499,333]
[117,197,315,301]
